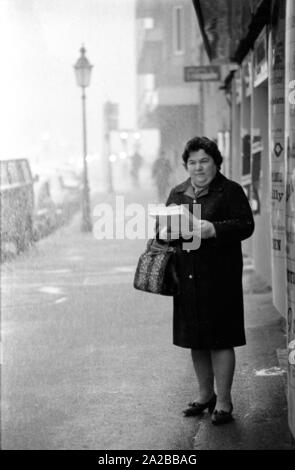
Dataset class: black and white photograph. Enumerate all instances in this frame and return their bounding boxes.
[1,0,295,456]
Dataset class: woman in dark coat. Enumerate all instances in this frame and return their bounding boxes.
[163,137,254,425]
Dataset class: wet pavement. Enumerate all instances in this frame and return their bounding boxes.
[1,189,295,450]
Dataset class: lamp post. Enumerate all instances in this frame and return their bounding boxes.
[74,45,93,232]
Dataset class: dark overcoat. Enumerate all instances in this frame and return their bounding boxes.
[164,171,255,350]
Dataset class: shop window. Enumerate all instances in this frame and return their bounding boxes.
[251,151,262,215]
[242,133,251,176]
[253,28,268,87]
[16,161,26,184]
[20,160,32,184]
[7,161,21,185]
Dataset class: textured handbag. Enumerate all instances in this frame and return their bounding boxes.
[133,239,179,296]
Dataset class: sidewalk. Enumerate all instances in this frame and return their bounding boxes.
[52,192,295,450]
[192,261,295,450]
[3,188,295,450]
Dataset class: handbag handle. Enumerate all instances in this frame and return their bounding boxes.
[147,238,176,254]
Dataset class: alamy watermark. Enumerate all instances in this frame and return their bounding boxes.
[92,196,202,250]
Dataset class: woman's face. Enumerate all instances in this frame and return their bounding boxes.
[186,149,217,187]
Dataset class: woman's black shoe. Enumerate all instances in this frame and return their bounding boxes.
[183,393,216,417]
[211,404,233,425]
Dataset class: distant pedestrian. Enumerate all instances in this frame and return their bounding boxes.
[151,150,173,201]
[130,151,143,188]
[159,136,255,425]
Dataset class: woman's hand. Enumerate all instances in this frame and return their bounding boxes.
[180,220,215,239]
[200,220,216,239]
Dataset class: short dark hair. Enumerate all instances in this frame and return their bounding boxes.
[182,136,223,169]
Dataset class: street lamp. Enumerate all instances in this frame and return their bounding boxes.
[74,45,93,232]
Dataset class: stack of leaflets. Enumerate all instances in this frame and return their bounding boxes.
[149,204,200,239]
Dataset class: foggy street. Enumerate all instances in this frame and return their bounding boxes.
[1,190,294,450]
[2,0,295,453]
[1,189,198,450]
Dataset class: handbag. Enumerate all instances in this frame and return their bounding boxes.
[133,239,179,296]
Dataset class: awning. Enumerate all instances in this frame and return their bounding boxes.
[191,0,270,64]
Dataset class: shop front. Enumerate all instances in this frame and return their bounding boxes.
[192,0,295,439]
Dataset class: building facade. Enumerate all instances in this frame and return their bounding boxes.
[192,0,295,438]
[135,0,295,440]
[136,0,202,178]
[136,0,231,184]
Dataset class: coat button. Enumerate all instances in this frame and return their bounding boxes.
[189,274,193,279]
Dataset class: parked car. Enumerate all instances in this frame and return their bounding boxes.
[33,174,60,239]
[32,165,82,239]
[0,158,34,252]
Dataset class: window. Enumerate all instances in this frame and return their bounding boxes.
[0,162,9,186]
[173,6,184,54]
[20,160,32,183]
[7,161,20,184]
[16,161,26,183]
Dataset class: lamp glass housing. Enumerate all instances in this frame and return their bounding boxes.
[74,46,93,88]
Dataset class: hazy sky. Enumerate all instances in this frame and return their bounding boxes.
[0,0,136,165]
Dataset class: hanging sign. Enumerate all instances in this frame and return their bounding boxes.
[254,27,268,87]
[184,66,221,82]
